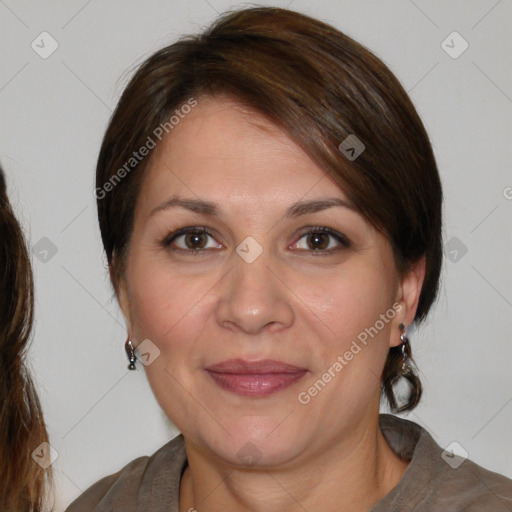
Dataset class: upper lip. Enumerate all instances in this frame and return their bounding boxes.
[205,358,306,374]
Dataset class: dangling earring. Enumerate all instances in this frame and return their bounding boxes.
[398,323,411,374]
[125,335,137,370]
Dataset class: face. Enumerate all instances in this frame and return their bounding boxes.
[118,95,423,468]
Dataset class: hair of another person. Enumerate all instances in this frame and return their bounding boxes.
[0,165,52,511]
[95,7,443,412]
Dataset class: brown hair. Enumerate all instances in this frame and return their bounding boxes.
[0,166,52,511]
[95,7,442,412]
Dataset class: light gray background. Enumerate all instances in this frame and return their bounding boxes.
[1,0,511,510]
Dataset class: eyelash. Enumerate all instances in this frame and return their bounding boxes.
[159,226,351,256]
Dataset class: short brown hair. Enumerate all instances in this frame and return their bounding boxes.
[96,7,443,412]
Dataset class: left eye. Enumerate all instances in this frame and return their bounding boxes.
[292,227,350,252]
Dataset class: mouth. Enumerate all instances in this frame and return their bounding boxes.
[204,359,308,397]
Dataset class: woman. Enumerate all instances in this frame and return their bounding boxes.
[67,7,512,511]
[0,165,52,511]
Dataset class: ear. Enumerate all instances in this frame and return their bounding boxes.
[390,256,426,348]
[110,252,133,333]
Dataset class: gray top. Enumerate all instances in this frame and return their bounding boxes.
[65,414,512,511]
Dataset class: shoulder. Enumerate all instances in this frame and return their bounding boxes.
[376,414,512,511]
[428,452,512,510]
[65,434,187,512]
[64,456,148,512]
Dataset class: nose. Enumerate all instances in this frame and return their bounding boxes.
[215,247,295,335]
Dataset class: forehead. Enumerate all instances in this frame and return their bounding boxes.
[138,96,348,208]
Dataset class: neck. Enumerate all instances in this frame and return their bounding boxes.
[179,414,409,512]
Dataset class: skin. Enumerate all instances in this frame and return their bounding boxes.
[116,95,426,512]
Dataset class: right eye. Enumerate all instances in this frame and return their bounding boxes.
[160,226,223,254]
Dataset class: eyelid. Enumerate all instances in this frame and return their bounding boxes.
[296,226,350,244]
[292,226,351,252]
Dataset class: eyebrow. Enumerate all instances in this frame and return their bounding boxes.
[148,195,357,220]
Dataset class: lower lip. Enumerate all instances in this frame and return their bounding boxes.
[205,370,307,397]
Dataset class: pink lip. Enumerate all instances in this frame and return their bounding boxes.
[204,359,308,397]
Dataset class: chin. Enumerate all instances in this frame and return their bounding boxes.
[192,415,311,469]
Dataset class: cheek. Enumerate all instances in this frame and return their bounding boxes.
[127,251,202,336]
[125,259,217,430]
[296,262,396,344]
[128,247,396,361]
[291,262,396,401]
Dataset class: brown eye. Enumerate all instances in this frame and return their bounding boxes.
[293,227,350,253]
[306,232,330,250]
[184,231,208,249]
[160,227,222,254]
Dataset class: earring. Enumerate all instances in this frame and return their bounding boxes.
[398,323,410,374]
[125,335,137,370]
